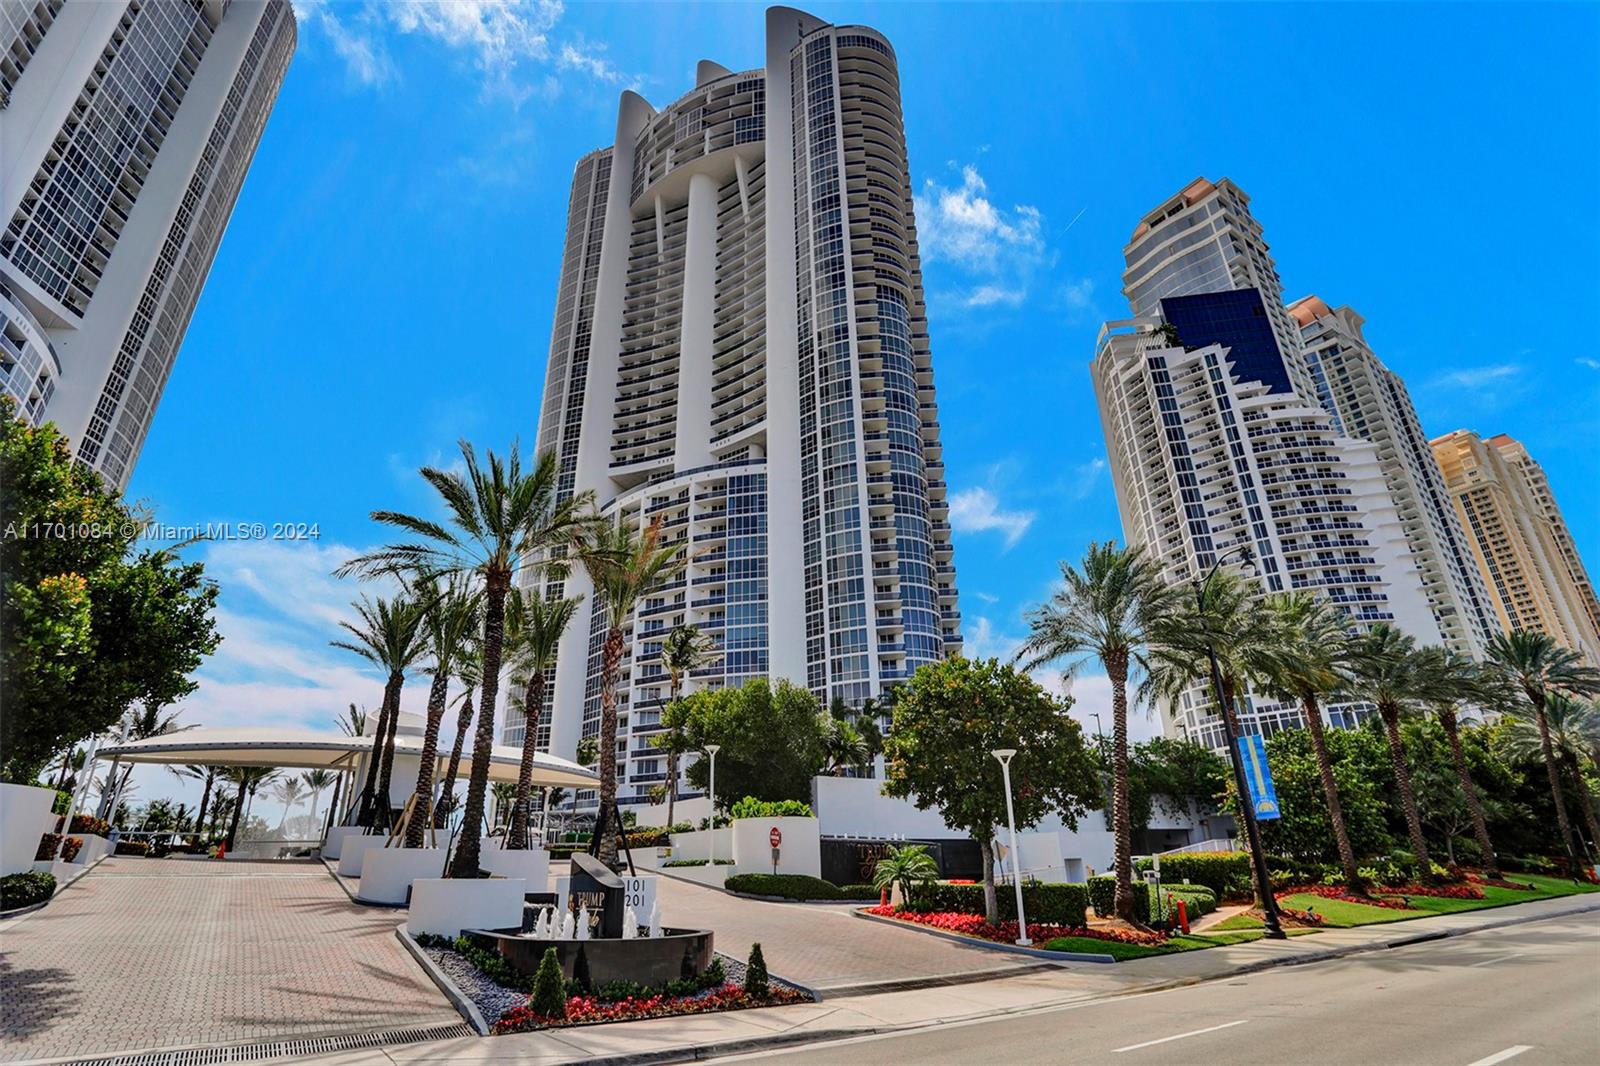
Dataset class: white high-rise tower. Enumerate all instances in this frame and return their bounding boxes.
[1,0,295,487]
[511,8,961,806]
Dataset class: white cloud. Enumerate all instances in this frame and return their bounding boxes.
[1576,357,1600,371]
[915,163,1049,310]
[1428,364,1521,390]
[948,486,1035,550]
[1065,457,1106,501]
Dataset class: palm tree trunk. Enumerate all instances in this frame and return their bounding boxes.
[357,680,397,826]
[1437,706,1501,879]
[1106,648,1140,926]
[225,779,248,850]
[375,671,406,827]
[452,576,510,879]
[1300,692,1362,889]
[405,669,452,848]
[1378,702,1432,875]
[1533,697,1582,873]
[979,837,999,924]
[437,689,474,828]
[1219,676,1270,907]
[194,771,214,846]
[1561,751,1600,865]
[596,625,627,867]
[508,672,546,850]
[666,677,681,827]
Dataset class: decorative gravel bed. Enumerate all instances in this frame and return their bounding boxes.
[420,944,811,1029]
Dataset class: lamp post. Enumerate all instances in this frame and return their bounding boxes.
[991,748,1030,946]
[705,744,721,864]
[1192,545,1285,940]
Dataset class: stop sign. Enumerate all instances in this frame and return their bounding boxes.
[769,826,782,848]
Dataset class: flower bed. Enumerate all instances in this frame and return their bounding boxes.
[35,835,82,862]
[1280,884,1413,911]
[1462,871,1537,891]
[861,905,1166,947]
[493,983,810,1034]
[69,814,110,836]
[1376,882,1485,900]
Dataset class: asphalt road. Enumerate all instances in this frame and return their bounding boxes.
[726,912,1600,1066]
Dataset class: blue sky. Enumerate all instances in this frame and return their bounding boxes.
[121,2,1600,814]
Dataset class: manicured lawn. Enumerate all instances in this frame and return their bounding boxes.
[1210,873,1596,931]
[1038,929,1312,960]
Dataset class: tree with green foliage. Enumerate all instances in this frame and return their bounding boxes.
[743,942,769,996]
[1484,631,1600,872]
[530,946,567,1018]
[1016,541,1174,926]
[668,678,827,807]
[1427,652,1508,878]
[883,657,1101,922]
[651,624,718,827]
[1501,692,1600,861]
[1121,736,1230,838]
[1,398,221,782]
[404,578,481,847]
[331,595,427,828]
[871,842,939,903]
[1251,724,1395,864]
[504,586,580,848]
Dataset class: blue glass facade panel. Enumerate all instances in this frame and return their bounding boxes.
[1159,288,1291,395]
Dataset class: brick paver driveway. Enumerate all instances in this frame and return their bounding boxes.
[651,874,1049,995]
[0,858,460,1063]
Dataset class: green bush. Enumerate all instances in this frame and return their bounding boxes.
[1,871,56,910]
[1135,853,1254,898]
[1499,854,1557,874]
[665,821,696,835]
[531,947,567,1018]
[744,942,769,996]
[114,840,150,856]
[1164,884,1217,918]
[1087,875,1151,923]
[904,881,1090,927]
[724,873,873,900]
[729,797,814,819]
[662,858,734,867]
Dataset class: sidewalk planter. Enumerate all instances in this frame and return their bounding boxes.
[479,845,549,885]
[1,785,56,876]
[731,816,821,877]
[407,877,527,938]
[337,833,390,877]
[323,825,370,860]
[357,847,448,905]
[74,835,112,866]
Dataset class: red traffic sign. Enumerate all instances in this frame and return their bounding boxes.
[769,827,783,848]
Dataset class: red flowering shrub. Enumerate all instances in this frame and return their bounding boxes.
[1462,871,1536,891]
[1280,885,1412,910]
[492,983,811,1034]
[1378,882,1485,900]
[861,906,1167,947]
[69,814,109,837]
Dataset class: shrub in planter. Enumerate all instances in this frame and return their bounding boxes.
[1,871,56,910]
[665,821,696,835]
[60,837,83,862]
[729,797,814,819]
[663,858,735,867]
[115,840,150,856]
[35,834,61,861]
[531,947,568,1019]
[744,942,769,996]
[904,881,1090,927]
[725,873,856,900]
[68,814,109,837]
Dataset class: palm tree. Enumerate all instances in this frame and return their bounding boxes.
[402,578,482,848]
[1018,542,1174,926]
[821,717,870,776]
[1484,631,1600,873]
[1347,624,1445,876]
[99,704,192,818]
[504,588,583,849]
[1257,592,1363,890]
[436,647,480,828]
[1427,653,1506,879]
[220,767,278,849]
[302,769,337,829]
[339,443,596,877]
[168,764,217,844]
[271,777,305,831]
[575,515,687,866]
[1501,692,1600,862]
[491,781,517,832]
[331,595,428,829]
[336,703,368,738]
[653,624,718,824]
[872,843,939,903]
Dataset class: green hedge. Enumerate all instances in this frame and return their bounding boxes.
[1164,884,1217,917]
[1135,853,1254,898]
[1087,875,1153,922]
[1,871,56,910]
[905,881,1090,927]
[724,873,876,901]
[728,797,814,819]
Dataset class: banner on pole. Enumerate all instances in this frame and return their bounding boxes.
[1237,733,1280,821]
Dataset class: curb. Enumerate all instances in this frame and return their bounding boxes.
[396,925,492,1036]
[0,899,51,921]
[852,909,1117,964]
[726,889,876,906]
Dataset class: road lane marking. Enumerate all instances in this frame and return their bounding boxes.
[1467,1046,1533,1066]
[1467,953,1524,967]
[1111,1019,1248,1053]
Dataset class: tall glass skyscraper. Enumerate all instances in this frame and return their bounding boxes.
[512,7,961,807]
[0,0,295,488]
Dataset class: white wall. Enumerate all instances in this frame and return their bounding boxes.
[731,816,819,877]
[812,776,955,839]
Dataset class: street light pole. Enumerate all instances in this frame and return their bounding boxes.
[705,744,721,864]
[1192,548,1285,940]
[991,749,1030,946]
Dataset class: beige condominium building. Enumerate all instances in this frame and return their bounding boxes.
[1432,430,1600,665]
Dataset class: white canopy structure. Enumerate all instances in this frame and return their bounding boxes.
[97,726,598,790]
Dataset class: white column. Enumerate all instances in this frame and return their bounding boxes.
[673,171,719,469]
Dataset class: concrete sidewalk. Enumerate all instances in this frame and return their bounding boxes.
[277,892,1600,1065]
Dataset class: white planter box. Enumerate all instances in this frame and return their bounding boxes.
[358,847,448,905]
[337,833,390,877]
[731,816,821,877]
[407,877,527,938]
[480,846,549,886]
[667,827,732,862]
[323,825,370,860]
[662,862,730,888]
[1,784,56,877]
[75,834,112,865]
